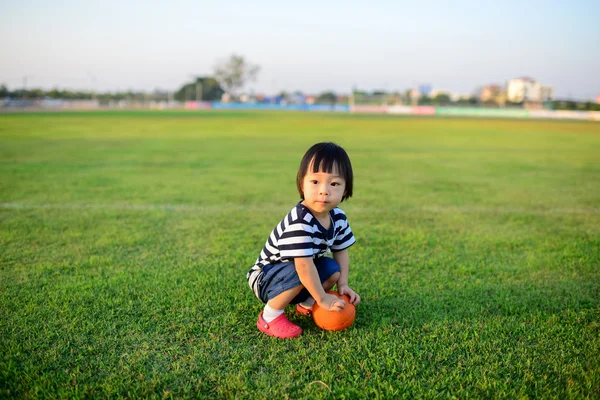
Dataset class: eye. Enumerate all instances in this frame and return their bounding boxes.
[331,182,340,186]
[310,180,318,184]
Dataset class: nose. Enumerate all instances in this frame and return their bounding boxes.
[319,183,329,195]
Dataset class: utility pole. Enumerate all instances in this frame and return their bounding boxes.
[88,73,97,103]
[22,76,29,99]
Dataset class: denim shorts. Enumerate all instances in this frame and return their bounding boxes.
[248,257,341,304]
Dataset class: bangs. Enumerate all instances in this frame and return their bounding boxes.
[310,153,347,178]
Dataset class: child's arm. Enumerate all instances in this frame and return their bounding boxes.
[333,249,361,305]
[295,257,345,311]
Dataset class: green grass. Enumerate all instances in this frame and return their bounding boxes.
[1,110,599,398]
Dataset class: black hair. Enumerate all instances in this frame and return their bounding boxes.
[296,142,353,202]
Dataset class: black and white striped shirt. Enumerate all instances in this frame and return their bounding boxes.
[247,202,355,277]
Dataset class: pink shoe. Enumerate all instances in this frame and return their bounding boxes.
[257,312,302,338]
[296,304,313,316]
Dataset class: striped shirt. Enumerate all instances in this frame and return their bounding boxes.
[247,202,356,278]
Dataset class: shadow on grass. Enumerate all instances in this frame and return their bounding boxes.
[352,279,598,329]
[235,276,598,337]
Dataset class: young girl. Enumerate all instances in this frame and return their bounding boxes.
[247,142,361,338]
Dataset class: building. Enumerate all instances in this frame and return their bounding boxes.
[450,93,471,102]
[506,77,554,103]
[429,89,451,98]
[480,84,506,105]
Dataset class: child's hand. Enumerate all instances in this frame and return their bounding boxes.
[338,284,361,306]
[319,293,346,312]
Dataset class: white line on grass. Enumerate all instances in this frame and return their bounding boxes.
[419,205,600,215]
[0,202,226,212]
[1,202,598,215]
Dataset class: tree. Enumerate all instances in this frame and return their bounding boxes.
[419,95,432,105]
[29,88,45,99]
[0,84,9,98]
[432,93,451,105]
[586,101,600,111]
[46,88,62,99]
[213,54,260,100]
[174,77,224,102]
[403,89,413,105]
[316,92,337,105]
[276,91,290,102]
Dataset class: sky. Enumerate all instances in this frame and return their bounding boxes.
[1,0,599,100]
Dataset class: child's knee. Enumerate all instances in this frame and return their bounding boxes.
[325,271,340,285]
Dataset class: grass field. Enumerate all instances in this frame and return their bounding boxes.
[1,110,599,398]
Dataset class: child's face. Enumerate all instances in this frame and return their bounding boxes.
[301,162,346,216]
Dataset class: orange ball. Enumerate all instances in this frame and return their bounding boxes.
[312,291,356,331]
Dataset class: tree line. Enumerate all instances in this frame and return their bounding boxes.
[2,83,598,111]
[2,53,599,110]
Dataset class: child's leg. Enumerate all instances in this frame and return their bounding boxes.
[266,285,304,310]
[299,271,339,307]
[253,262,305,338]
[258,284,305,339]
[322,271,341,291]
[254,259,341,337]
[264,263,339,316]
[297,257,341,313]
